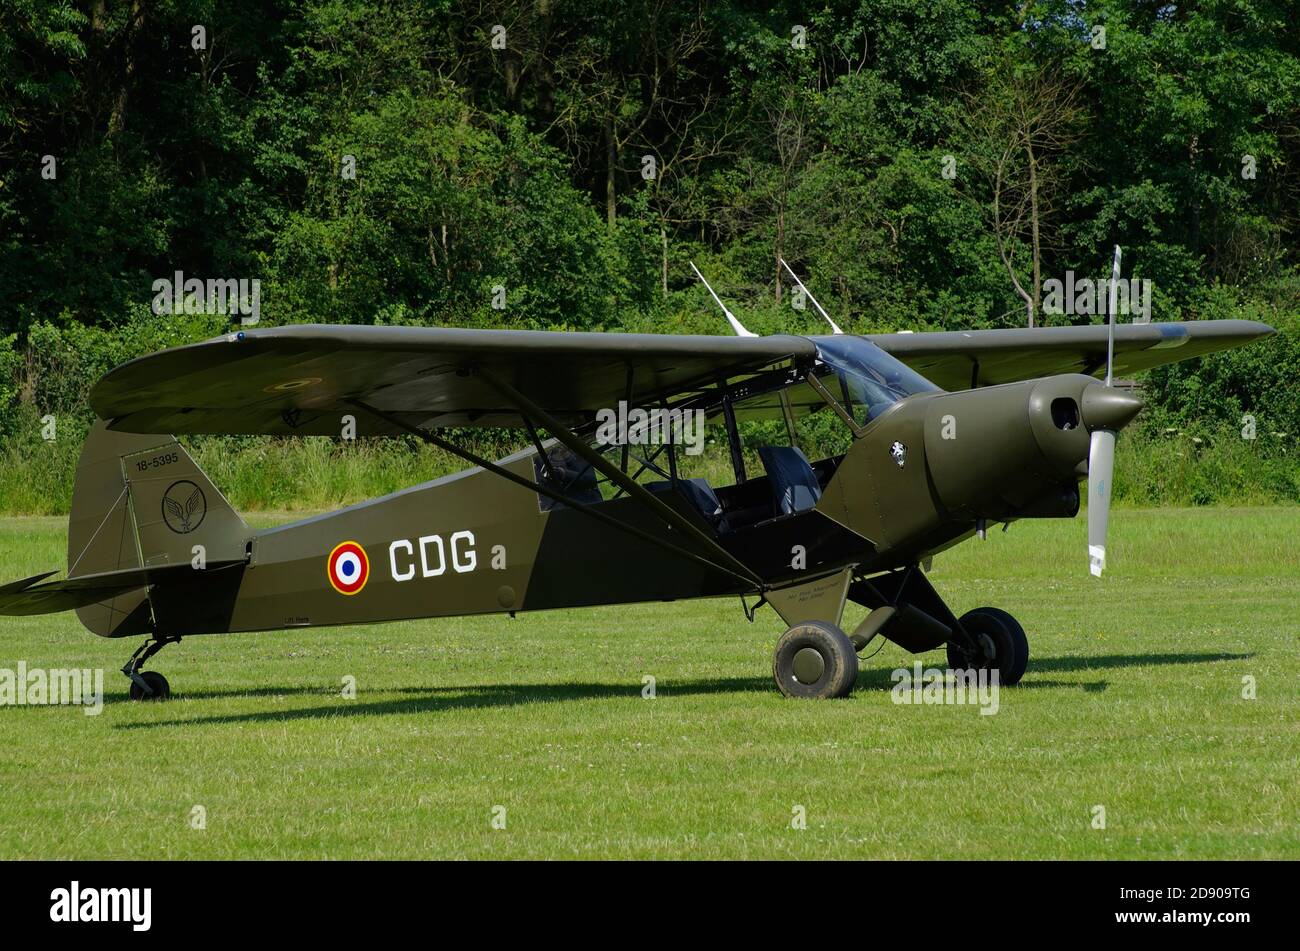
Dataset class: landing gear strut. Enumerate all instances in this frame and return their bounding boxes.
[122,636,180,701]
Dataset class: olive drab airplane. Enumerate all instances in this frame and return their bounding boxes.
[0,253,1275,700]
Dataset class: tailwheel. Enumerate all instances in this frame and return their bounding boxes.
[128,670,170,701]
[122,636,180,701]
[947,607,1028,686]
[773,620,859,699]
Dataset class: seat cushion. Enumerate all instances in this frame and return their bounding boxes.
[534,447,602,510]
[646,478,729,532]
[757,445,822,516]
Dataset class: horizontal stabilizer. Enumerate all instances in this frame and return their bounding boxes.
[0,561,243,617]
[0,570,59,595]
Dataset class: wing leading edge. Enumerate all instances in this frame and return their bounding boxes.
[92,325,817,436]
[90,319,1274,436]
[868,319,1274,391]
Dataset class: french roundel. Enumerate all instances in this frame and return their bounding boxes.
[327,541,369,595]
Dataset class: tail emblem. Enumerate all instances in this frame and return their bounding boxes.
[161,480,207,534]
[327,541,370,595]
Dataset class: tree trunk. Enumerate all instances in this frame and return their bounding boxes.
[504,51,522,109]
[1027,140,1040,328]
[107,0,141,139]
[536,0,555,117]
[774,205,784,306]
[605,113,616,227]
[660,225,669,296]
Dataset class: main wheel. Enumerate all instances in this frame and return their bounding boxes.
[947,607,1028,686]
[129,670,170,701]
[773,621,859,699]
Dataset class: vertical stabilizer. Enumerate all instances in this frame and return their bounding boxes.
[68,421,248,637]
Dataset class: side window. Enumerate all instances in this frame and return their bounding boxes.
[533,445,601,512]
[720,382,850,498]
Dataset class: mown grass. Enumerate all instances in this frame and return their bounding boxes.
[0,507,1295,859]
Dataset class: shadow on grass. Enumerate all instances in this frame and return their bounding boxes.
[99,684,340,706]
[111,653,1187,727]
[1031,651,1252,673]
[107,649,1248,727]
[1018,679,1109,692]
[855,667,1108,692]
[116,677,771,728]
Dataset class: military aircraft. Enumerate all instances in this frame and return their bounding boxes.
[0,268,1274,699]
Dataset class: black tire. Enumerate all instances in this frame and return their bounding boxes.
[129,670,170,701]
[773,621,859,699]
[947,607,1028,686]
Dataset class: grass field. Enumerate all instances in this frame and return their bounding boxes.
[0,507,1296,859]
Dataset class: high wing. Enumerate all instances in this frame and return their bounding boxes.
[93,326,817,436]
[867,319,1274,391]
[91,320,1273,436]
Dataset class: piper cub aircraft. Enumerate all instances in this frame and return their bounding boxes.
[0,272,1273,699]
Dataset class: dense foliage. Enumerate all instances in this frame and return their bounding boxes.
[0,1,1296,508]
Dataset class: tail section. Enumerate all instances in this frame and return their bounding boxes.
[68,422,248,636]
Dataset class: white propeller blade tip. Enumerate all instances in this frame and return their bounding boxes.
[1089,544,1106,577]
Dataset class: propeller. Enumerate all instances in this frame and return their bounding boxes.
[1087,428,1114,576]
[1087,245,1124,577]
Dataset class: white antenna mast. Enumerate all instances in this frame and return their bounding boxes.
[1106,245,1120,386]
[689,261,757,337]
[779,258,843,334]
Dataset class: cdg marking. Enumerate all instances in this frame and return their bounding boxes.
[389,531,477,581]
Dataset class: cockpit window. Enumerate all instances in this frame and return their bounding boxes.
[813,336,940,425]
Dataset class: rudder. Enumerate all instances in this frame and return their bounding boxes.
[68,422,248,636]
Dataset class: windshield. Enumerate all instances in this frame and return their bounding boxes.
[814,336,940,425]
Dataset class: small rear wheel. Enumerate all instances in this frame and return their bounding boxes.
[129,670,170,701]
[947,607,1028,686]
[773,621,858,699]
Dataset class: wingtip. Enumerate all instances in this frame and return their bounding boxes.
[1225,318,1277,339]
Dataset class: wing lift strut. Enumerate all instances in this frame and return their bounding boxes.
[350,378,765,594]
